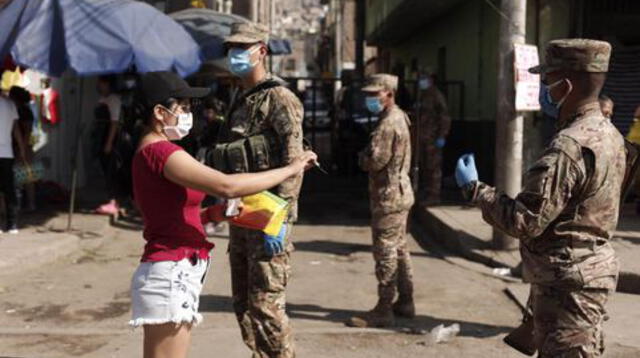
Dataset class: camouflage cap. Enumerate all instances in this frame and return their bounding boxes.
[224,22,269,45]
[362,73,398,92]
[529,39,611,74]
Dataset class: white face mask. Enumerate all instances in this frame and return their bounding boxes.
[160,106,193,141]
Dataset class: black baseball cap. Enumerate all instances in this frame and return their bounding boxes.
[140,71,210,106]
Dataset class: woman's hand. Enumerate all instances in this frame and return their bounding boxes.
[201,201,243,224]
[289,151,318,175]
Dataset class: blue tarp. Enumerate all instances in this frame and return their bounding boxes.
[170,8,292,60]
[0,0,202,77]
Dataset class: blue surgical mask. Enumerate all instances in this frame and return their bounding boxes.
[365,96,384,114]
[539,79,572,119]
[227,45,260,77]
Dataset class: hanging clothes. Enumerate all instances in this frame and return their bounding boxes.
[21,69,46,95]
[1,66,22,92]
[41,87,60,125]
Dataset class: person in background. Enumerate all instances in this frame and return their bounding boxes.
[415,71,451,206]
[9,86,36,212]
[198,96,226,151]
[348,74,415,328]
[197,96,227,237]
[0,89,26,234]
[93,75,122,215]
[130,71,316,358]
[599,94,614,119]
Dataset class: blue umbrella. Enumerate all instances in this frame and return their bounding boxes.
[1,0,202,77]
[170,8,293,61]
[170,8,247,61]
[269,39,293,55]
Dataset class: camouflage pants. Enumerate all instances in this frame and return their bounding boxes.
[530,284,609,357]
[229,226,294,358]
[371,210,414,305]
[418,143,442,205]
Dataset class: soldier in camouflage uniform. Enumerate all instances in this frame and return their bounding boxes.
[415,72,451,206]
[209,23,304,358]
[455,39,623,357]
[347,74,416,328]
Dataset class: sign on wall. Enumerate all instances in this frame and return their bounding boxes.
[514,43,540,111]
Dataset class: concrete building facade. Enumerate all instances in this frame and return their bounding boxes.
[365,0,640,183]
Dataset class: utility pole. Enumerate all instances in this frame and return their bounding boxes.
[269,0,276,72]
[493,0,526,250]
[249,0,258,22]
[333,0,343,79]
[355,0,365,78]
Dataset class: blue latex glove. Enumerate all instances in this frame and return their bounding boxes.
[435,137,446,149]
[455,153,479,187]
[264,224,287,256]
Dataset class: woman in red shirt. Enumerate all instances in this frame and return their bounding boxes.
[130,72,315,358]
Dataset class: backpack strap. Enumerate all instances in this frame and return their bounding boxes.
[220,79,284,142]
[226,79,284,119]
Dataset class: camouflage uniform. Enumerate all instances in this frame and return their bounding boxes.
[464,40,623,357]
[352,74,415,326]
[416,85,450,205]
[219,23,304,358]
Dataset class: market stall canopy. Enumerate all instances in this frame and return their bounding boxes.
[170,8,292,61]
[0,0,202,77]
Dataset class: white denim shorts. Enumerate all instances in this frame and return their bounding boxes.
[129,257,210,327]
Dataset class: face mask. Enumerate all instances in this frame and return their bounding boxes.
[539,78,572,119]
[419,78,431,90]
[160,107,193,140]
[227,45,260,77]
[365,96,384,114]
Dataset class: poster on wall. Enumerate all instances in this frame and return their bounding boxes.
[514,43,541,111]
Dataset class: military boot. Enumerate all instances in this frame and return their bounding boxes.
[346,303,395,328]
[392,297,415,318]
[395,260,415,318]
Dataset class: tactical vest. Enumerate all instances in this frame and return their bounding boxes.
[521,114,624,289]
[206,80,283,173]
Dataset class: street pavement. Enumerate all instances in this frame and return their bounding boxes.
[418,202,640,294]
[1,176,640,357]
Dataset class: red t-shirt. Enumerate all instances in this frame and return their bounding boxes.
[132,141,213,262]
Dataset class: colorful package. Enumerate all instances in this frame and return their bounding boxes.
[230,191,289,236]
